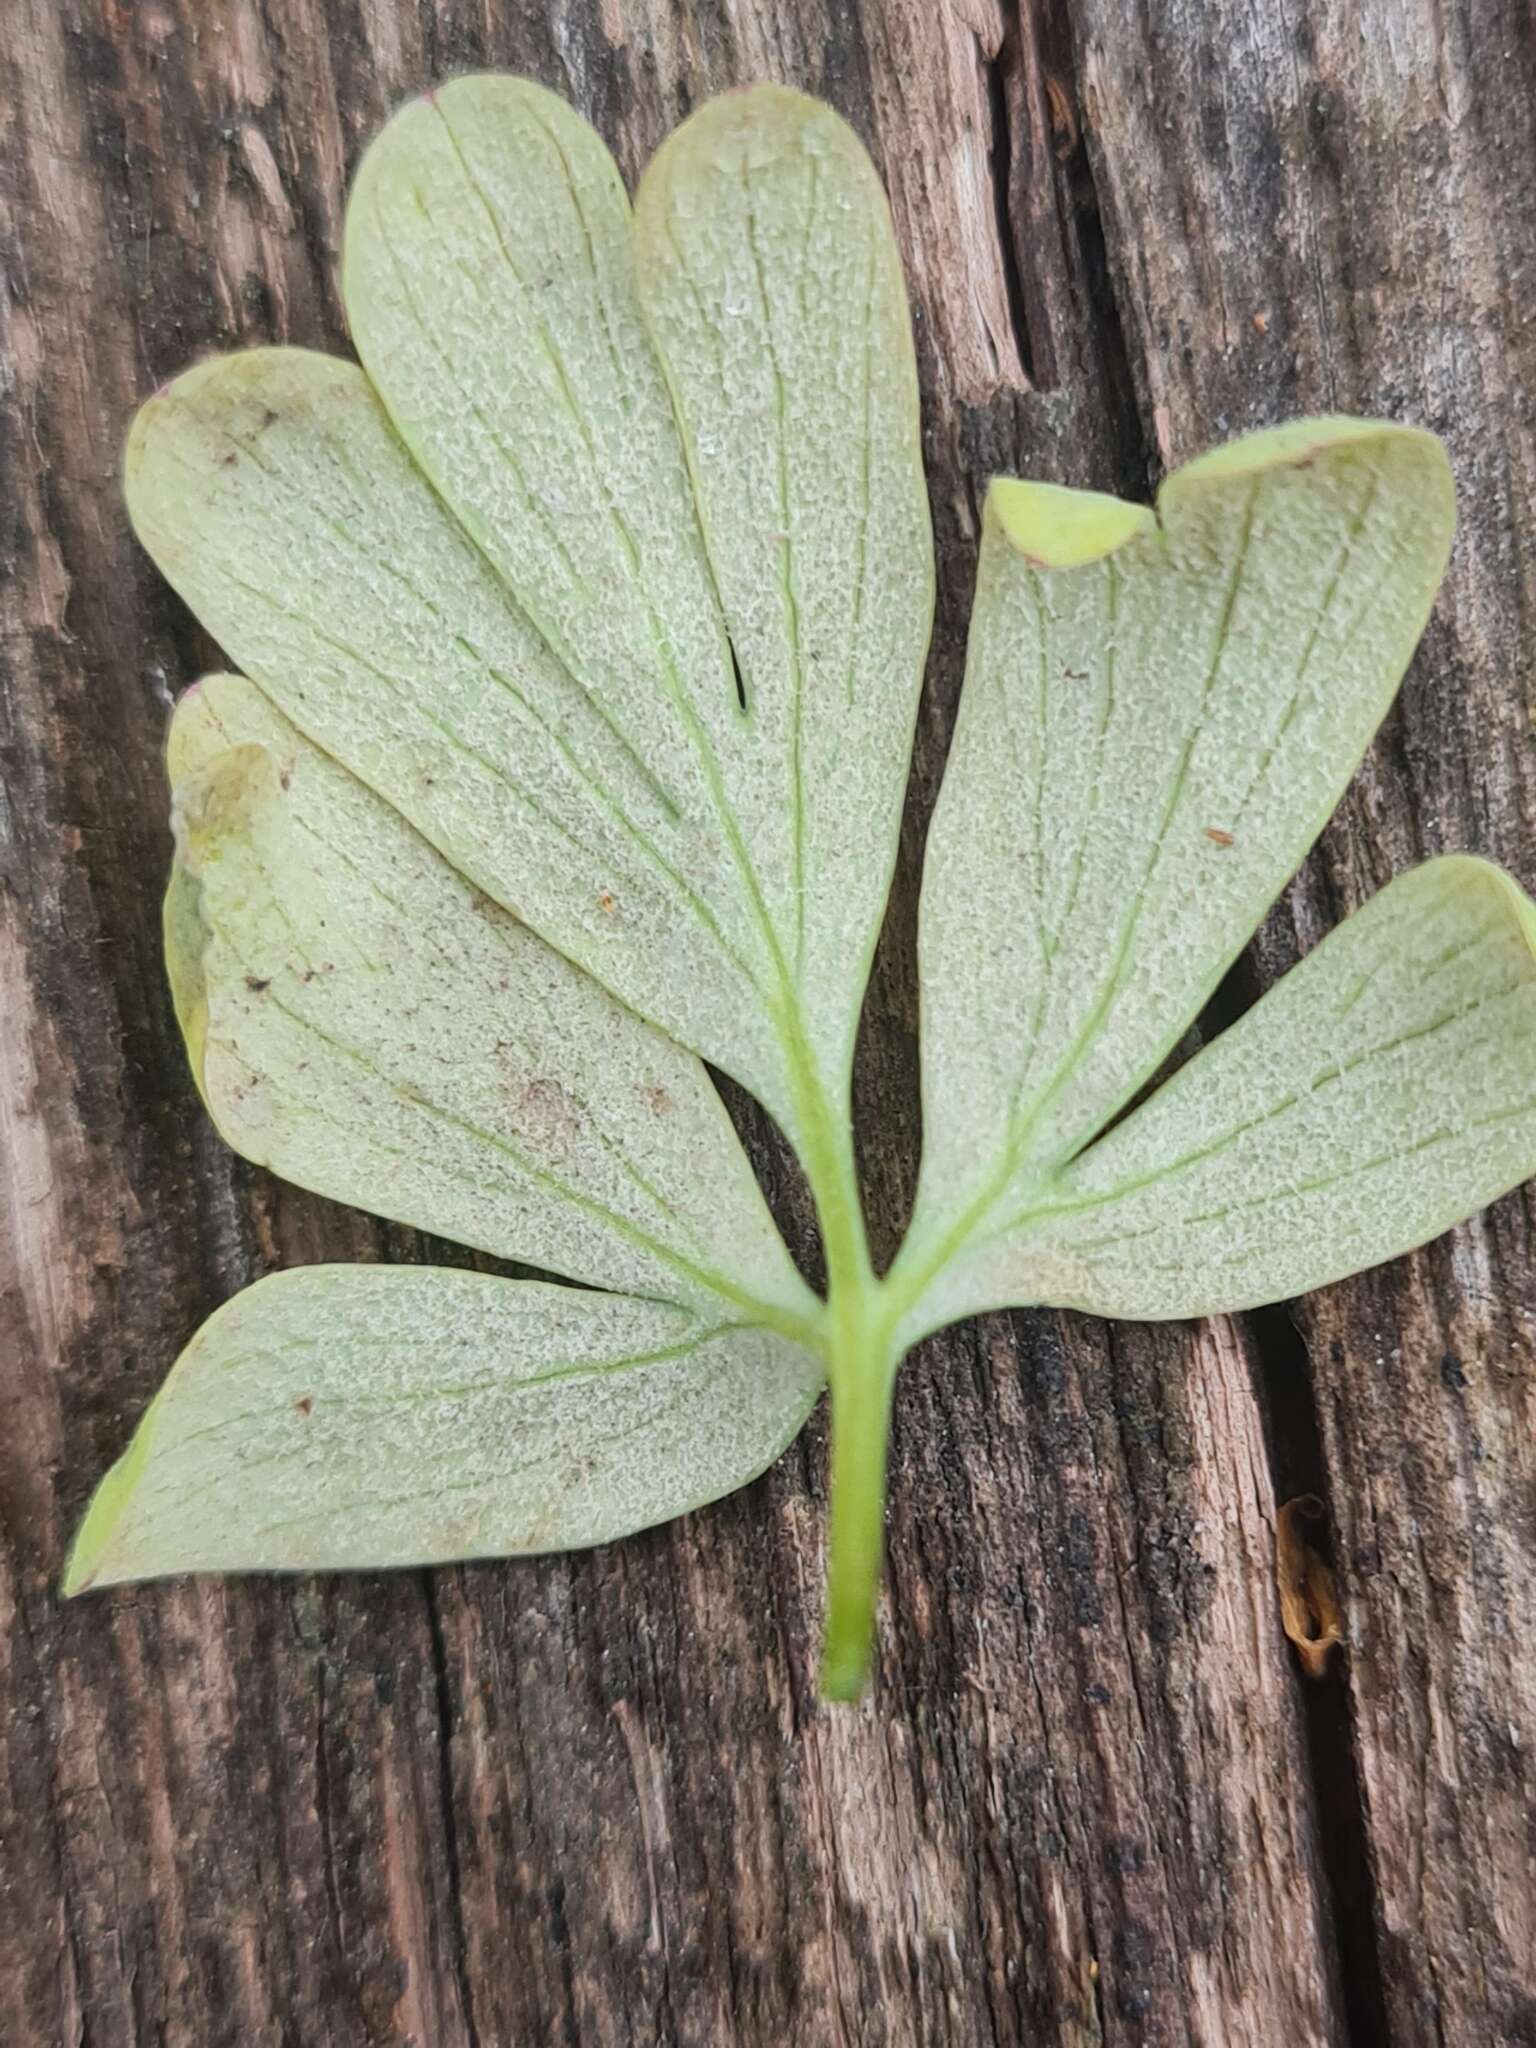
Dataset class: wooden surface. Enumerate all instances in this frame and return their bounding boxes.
[3,1,1534,2042]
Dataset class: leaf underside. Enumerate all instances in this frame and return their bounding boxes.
[131,76,933,1147]
[70,75,1536,1694]
[89,76,938,1597]
[920,855,1536,1329]
[897,421,1482,1329]
[164,672,809,1324]
[65,1269,821,1593]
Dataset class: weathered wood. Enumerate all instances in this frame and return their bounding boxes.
[1074,4,1536,2037]
[1,3,1530,2045]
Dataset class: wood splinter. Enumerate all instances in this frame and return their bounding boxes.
[1276,1493,1345,1677]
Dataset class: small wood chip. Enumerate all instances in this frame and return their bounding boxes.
[1276,1494,1344,1677]
[1204,827,1235,846]
[1044,74,1079,160]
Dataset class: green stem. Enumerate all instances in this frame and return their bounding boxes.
[820,1288,901,1699]
[778,1030,910,1700]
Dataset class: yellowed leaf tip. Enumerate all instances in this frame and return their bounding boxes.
[986,477,1156,570]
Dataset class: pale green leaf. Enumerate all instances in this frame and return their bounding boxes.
[908,858,1536,1330]
[633,84,934,1097]
[340,78,785,1082]
[164,674,814,1330]
[64,1267,822,1592]
[901,421,1456,1285]
[126,79,933,1153]
[91,64,1536,1702]
[125,346,787,1122]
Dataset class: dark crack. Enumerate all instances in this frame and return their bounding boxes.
[423,1575,484,2048]
[980,15,1038,388]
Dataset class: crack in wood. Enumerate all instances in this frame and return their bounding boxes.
[422,1575,483,2048]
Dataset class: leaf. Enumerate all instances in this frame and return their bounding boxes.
[910,858,1536,1329]
[126,78,933,1154]
[164,673,815,1331]
[126,347,783,1115]
[633,84,934,1093]
[83,70,1536,1706]
[63,1267,822,1592]
[900,422,1456,1284]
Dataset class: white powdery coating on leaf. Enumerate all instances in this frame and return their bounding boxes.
[97,71,1535,1620]
[342,82,781,1065]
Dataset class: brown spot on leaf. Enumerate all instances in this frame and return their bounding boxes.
[294,1395,313,1417]
[1203,827,1235,847]
[244,974,271,992]
[515,1074,582,1145]
[643,1083,675,1116]
[597,890,617,914]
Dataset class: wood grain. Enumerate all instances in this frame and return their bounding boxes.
[2,1,1530,2043]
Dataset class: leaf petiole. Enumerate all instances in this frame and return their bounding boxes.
[819,1282,903,1699]
[778,1029,909,1698]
